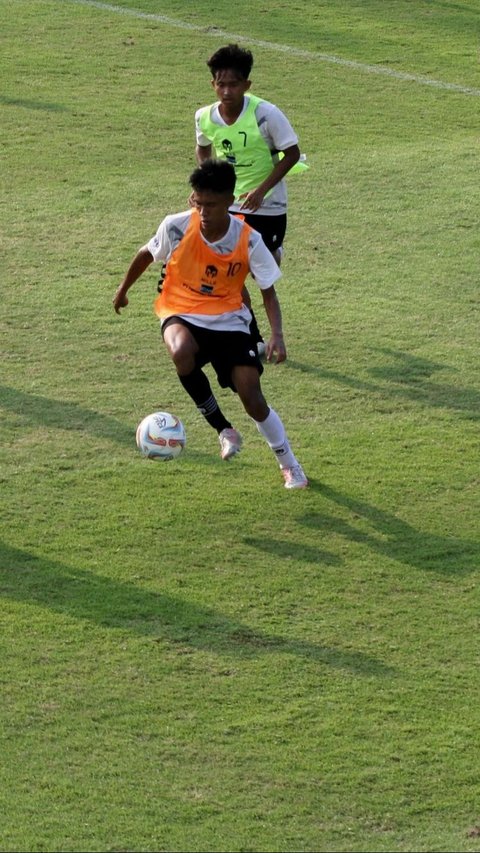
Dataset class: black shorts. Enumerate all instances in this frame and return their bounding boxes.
[233,212,287,254]
[162,316,264,392]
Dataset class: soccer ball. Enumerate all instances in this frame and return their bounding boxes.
[136,411,186,461]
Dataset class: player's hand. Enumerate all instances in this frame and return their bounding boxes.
[113,288,129,314]
[238,189,265,212]
[266,334,286,364]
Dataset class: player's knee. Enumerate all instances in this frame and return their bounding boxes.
[168,340,196,374]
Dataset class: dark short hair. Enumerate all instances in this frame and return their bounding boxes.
[207,43,253,80]
[189,158,236,195]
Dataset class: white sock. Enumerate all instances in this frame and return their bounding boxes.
[254,408,298,469]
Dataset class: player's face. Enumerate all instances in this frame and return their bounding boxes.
[211,70,251,110]
[191,189,234,234]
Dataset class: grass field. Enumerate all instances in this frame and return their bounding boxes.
[1,1,480,851]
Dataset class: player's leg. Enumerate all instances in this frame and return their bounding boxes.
[162,319,198,374]
[231,363,308,489]
[162,318,233,438]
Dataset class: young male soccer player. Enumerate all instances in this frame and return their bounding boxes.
[113,159,308,490]
[195,43,306,350]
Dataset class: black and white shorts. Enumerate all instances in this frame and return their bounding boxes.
[162,316,264,392]
[234,213,287,254]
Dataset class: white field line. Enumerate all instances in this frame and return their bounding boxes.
[65,0,480,97]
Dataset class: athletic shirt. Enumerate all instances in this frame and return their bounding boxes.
[195,95,298,216]
[154,208,250,318]
[147,209,281,332]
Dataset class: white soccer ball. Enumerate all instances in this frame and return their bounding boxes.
[136,411,186,461]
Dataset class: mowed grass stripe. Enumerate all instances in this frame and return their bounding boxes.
[66,0,480,96]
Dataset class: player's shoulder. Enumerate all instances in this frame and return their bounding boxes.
[162,209,191,224]
[224,214,260,249]
[160,209,193,236]
[244,222,268,252]
[195,102,218,119]
[252,96,288,118]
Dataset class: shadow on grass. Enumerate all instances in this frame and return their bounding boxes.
[243,536,341,567]
[287,348,480,421]
[0,385,218,463]
[0,541,394,676]
[0,95,68,112]
[302,480,479,576]
[1,385,135,448]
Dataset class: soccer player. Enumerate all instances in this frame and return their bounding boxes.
[113,159,308,490]
[195,43,307,351]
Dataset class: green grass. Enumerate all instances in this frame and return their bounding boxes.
[1,1,480,851]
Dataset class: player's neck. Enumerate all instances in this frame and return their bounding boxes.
[218,97,245,125]
[200,216,231,243]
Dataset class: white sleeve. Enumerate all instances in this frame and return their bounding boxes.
[257,101,298,151]
[248,232,282,289]
[195,107,212,147]
[146,217,171,263]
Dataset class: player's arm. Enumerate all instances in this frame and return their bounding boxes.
[195,109,213,164]
[195,143,213,164]
[113,246,153,314]
[194,106,213,164]
[248,229,285,361]
[261,285,286,364]
[239,143,300,212]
